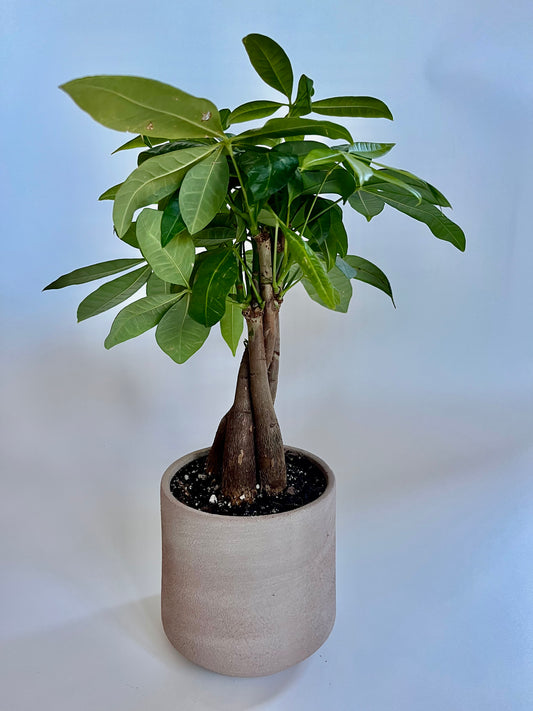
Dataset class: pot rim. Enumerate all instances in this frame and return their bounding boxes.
[161,445,336,521]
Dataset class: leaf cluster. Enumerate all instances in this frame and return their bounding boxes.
[46,33,465,362]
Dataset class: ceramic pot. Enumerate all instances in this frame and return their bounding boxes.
[160,445,336,677]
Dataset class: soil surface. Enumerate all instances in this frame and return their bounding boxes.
[170,450,327,516]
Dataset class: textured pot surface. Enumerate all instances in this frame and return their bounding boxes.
[160,446,336,677]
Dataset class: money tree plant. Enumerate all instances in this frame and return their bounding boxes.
[46,33,465,505]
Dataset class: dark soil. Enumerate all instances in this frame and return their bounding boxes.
[170,450,327,516]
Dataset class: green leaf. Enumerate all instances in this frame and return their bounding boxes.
[368,170,422,202]
[136,208,195,285]
[119,222,140,248]
[336,141,395,159]
[60,76,224,139]
[272,140,329,157]
[290,74,314,117]
[303,265,352,313]
[374,166,451,207]
[342,153,374,185]
[137,139,212,166]
[234,117,353,144]
[300,148,342,172]
[312,96,393,119]
[335,255,357,279]
[44,258,145,290]
[363,183,466,251]
[344,255,395,304]
[229,100,284,124]
[99,183,122,201]
[111,135,167,154]
[305,202,348,269]
[113,145,215,236]
[161,193,187,247]
[192,226,236,247]
[220,300,244,355]
[348,190,385,220]
[77,265,151,321]
[179,148,230,234]
[237,150,299,203]
[156,293,210,363]
[291,167,356,201]
[104,292,184,348]
[188,248,239,327]
[281,226,339,309]
[146,272,172,295]
[242,34,294,100]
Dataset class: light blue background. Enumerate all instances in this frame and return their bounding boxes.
[2,1,532,709]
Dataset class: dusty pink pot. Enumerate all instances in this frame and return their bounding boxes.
[160,445,336,677]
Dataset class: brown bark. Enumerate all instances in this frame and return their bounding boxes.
[219,350,257,503]
[245,309,286,494]
[267,304,280,403]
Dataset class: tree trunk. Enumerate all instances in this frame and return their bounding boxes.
[245,309,286,494]
[207,229,287,502]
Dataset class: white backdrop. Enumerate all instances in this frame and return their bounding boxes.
[1,0,532,709]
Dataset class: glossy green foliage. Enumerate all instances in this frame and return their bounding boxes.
[105,293,184,348]
[136,208,195,285]
[113,145,215,236]
[156,294,210,363]
[229,100,283,124]
[312,96,393,119]
[237,150,299,203]
[242,34,293,99]
[44,258,144,290]
[51,32,465,362]
[161,193,187,247]
[60,76,224,138]
[188,248,239,327]
[77,265,151,321]
[220,300,244,355]
[179,148,229,234]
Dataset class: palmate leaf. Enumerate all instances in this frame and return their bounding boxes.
[363,183,466,251]
[220,300,244,355]
[188,248,239,327]
[179,147,230,234]
[312,96,393,119]
[237,150,299,203]
[281,225,339,309]
[229,100,284,124]
[234,117,353,144]
[105,292,185,348]
[136,208,195,285]
[44,258,145,290]
[242,34,294,100]
[303,265,352,313]
[344,255,395,305]
[156,293,210,364]
[113,145,215,237]
[77,265,152,321]
[60,76,224,139]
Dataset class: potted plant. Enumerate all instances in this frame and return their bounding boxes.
[45,33,465,677]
